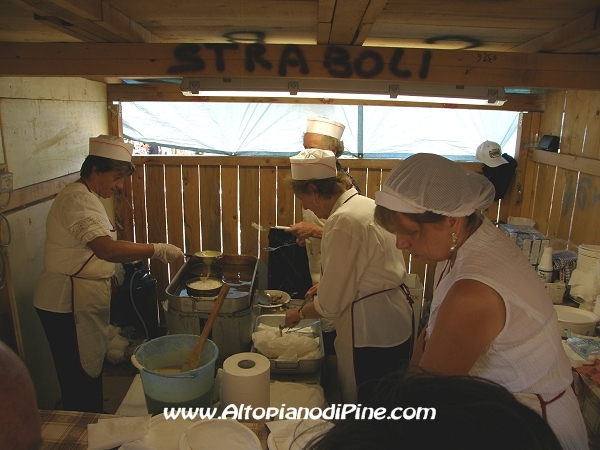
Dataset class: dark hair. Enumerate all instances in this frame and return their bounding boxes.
[374,206,478,235]
[287,172,352,199]
[301,367,562,450]
[80,155,135,179]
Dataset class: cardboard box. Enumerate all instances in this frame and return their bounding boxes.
[498,224,550,265]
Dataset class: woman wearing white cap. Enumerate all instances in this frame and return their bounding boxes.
[373,153,586,449]
[33,135,183,412]
[284,148,413,404]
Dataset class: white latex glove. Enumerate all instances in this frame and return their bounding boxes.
[151,243,184,263]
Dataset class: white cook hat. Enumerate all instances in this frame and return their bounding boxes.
[476,141,508,167]
[89,135,134,162]
[290,148,337,180]
[306,116,345,140]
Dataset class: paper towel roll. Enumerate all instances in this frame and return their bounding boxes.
[221,352,270,411]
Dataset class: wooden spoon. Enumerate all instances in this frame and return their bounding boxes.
[181,283,230,372]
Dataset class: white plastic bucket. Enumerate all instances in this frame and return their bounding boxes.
[132,334,218,415]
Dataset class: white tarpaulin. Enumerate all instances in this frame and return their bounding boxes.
[122,102,518,159]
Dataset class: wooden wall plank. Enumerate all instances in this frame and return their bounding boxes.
[552,92,586,240]
[259,166,277,262]
[199,166,222,251]
[350,168,367,198]
[221,165,239,254]
[500,112,528,221]
[165,165,184,275]
[131,164,147,245]
[567,90,600,245]
[546,167,568,240]
[144,164,168,303]
[365,168,382,200]
[182,165,201,254]
[582,91,600,160]
[239,167,259,256]
[277,166,295,227]
[116,176,134,242]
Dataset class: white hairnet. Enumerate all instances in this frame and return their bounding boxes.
[375,153,495,217]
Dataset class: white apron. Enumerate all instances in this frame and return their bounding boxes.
[70,254,114,378]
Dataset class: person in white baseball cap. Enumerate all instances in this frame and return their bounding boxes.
[476,140,508,167]
[33,135,183,412]
[285,147,413,405]
[373,153,586,449]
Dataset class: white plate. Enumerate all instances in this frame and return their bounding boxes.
[272,225,291,230]
[267,419,333,450]
[179,419,261,450]
[142,414,202,450]
[260,290,291,308]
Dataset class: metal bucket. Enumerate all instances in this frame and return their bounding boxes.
[131,334,218,415]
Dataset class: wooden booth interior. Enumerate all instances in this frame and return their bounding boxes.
[1,77,600,411]
[112,89,600,310]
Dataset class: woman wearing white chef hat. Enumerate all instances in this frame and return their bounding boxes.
[373,153,586,450]
[33,135,183,412]
[284,148,413,404]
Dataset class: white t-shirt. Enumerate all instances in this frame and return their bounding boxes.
[34,182,116,313]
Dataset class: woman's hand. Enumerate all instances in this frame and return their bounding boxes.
[305,283,319,299]
[285,308,302,328]
[286,222,324,240]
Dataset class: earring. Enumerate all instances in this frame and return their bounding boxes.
[314,197,322,206]
[450,232,458,252]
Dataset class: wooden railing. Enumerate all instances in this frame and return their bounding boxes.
[116,156,501,305]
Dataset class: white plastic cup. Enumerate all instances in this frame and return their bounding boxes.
[537,246,553,283]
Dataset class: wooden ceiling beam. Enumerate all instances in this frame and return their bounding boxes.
[12,0,160,43]
[1,43,600,90]
[353,0,388,46]
[329,0,370,44]
[48,0,102,21]
[553,33,600,53]
[96,2,162,43]
[317,0,336,44]
[33,14,107,42]
[510,10,599,53]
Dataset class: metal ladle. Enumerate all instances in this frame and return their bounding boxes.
[255,290,272,306]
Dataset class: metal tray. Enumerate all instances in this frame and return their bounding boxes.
[166,254,258,314]
[252,314,324,374]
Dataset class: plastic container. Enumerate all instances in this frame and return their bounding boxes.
[537,246,553,282]
[544,281,566,304]
[554,305,599,337]
[132,334,218,415]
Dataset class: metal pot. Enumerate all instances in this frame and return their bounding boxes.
[186,277,223,297]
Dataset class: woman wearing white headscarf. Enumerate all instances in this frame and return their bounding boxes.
[374,153,586,449]
[284,148,413,404]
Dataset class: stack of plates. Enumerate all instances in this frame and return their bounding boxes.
[578,244,600,272]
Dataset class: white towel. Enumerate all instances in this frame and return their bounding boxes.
[87,415,151,450]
